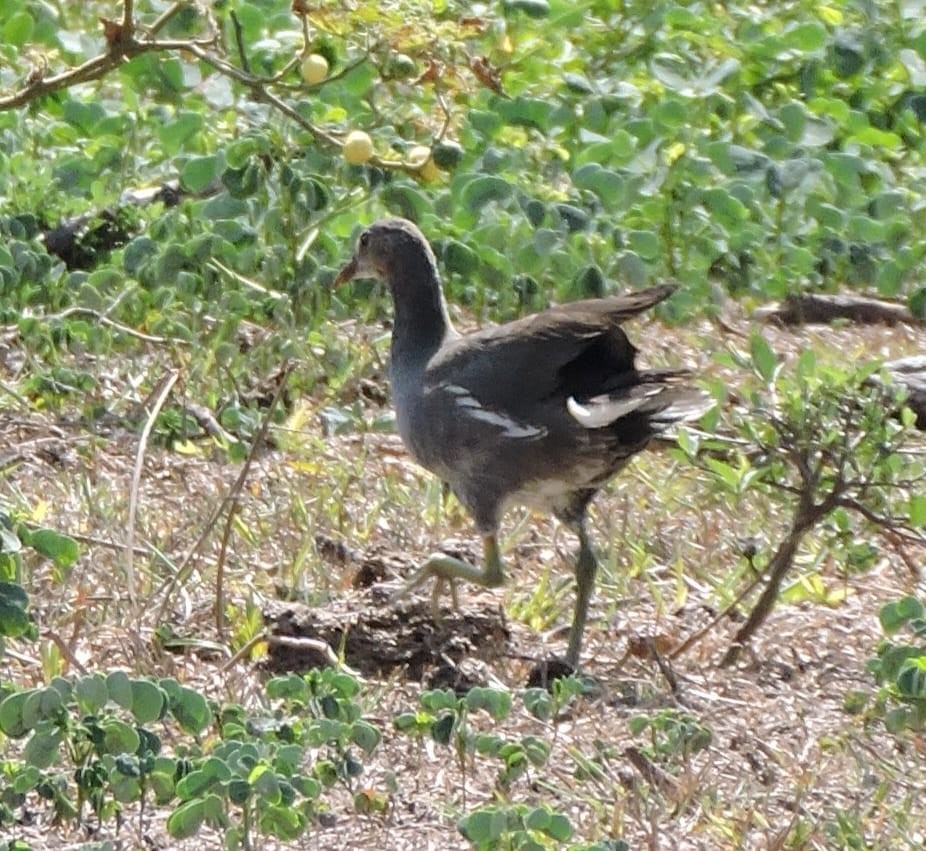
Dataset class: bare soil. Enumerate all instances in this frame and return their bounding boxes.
[2,314,926,850]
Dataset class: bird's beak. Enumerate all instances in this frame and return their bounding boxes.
[334,256,358,287]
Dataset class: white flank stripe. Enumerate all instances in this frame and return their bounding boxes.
[454,395,483,409]
[441,382,546,438]
[466,408,546,439]
[442,384,470,396]
[443,383,485,409]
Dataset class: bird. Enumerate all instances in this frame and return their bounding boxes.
[335,218,709,669]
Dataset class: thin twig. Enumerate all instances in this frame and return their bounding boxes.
[145,1,186,36]
[208,259,286,296]
[220,631,270,671]
[0,380,30,409]
[127,371,179,606]
[1,306,188,345]
[229,10,250,74]
[669,565,767,660]
[43,630,89,675]
[215,361,292,635]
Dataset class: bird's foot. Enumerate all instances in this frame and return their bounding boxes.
[389,548,504,620]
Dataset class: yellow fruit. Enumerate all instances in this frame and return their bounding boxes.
[408,145,439,181]
[300,54,328,85]
[343,130,374,165]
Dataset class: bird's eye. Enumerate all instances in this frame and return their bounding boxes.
[359,232,370,249]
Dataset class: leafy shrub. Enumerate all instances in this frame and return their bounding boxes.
[867,596,926,734]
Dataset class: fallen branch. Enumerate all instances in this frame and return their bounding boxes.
[756,292,925,326]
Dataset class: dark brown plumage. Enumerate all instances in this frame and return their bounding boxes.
[336,218,709,667]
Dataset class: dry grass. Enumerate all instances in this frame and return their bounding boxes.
[2,316,926,850]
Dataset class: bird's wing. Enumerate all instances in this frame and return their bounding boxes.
[425,285,676,407]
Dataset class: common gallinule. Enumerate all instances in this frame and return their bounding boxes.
[336,218,708,668]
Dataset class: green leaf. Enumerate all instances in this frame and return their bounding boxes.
[0,583,30,637]
[176,772,213,800]
[615,251,649,287]
[350,719,381,755]
[653,98,687,129]
[796,348,816,380]
[169,685,212,735]
[572,163,625,206]
[167,797,206,839]
[897,658,926,698]
[782,22,828,52]
[880,597,925,635]
[226,136,261,169]
[563,72,593,94]
[574,264,605,298]
[23,727,64,770]
[131,679,166,724]
[459,175,513,213]
[101,718,141,755]
[493,96,555,131]
[522,688,552,721]
[265,673,308,702]
[61,100,107,135]
[458,807,508,843]
[250,764,281,803]
[627,230,661,261]
[2,11,35,46]
[665,6,699,28]
[339,61,376,96]
[430,713,454,744]
[749,333,779,383]
[150,770,176,805]
[107,671,133,709]
[701,188,749,228]
[23,528,79,568]
[465,687,512,720]
[443,240,479,275]
[227,777,250,804]
[525,807,551,831]
[910,496,926,528]
[180,154,225,193]
[420,688,460,713]
[259,803,306,840]
[521,735,551,767]
[159,111,205,155]
[910,287,926,319]
[381,183,434,221]
[545,812,573,841]
[110,775,142,803]
[0,690,33,737]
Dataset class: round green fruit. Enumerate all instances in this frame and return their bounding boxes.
[300,54,328,85]
[389,53,417,79]
[432,140,464,170]
[343,130,374,165]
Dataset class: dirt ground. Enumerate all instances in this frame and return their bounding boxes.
[2,313,926,850]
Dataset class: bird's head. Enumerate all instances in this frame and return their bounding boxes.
[334,218,437,288]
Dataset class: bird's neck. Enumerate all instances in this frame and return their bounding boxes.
[389,259,456,371]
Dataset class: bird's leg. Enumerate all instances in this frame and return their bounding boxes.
[392,536,505,619]
[566,522,598,669]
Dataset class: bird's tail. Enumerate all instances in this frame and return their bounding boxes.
[645,387,715,426]
[567,383,713,430]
